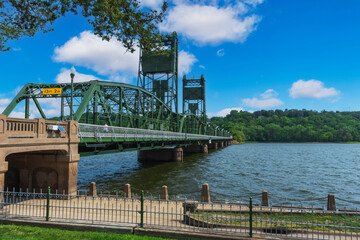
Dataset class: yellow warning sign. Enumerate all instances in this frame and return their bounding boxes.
[42,88,62,95]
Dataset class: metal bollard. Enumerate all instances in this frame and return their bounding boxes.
[89,182,97,196]
[161,185,168,200]
[124,184,131,198]
[327,193,336,211]
[261,190,269,207]
[201,183,211,202]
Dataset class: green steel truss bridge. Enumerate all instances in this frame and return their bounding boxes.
[2,80,231,154]
[2,33,231,154]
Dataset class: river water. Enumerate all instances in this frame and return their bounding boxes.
[78,143,360,209]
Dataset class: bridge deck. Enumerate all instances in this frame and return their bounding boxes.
[78,123,231,143]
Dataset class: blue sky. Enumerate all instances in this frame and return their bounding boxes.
[1,0,360,118]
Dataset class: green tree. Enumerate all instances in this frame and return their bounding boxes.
[231,129,246,143]
[210,109,360,143]
[0,0,167,51]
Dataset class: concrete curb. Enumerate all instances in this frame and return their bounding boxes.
[0,219,134,234]
[134,227,253,240]
[0,219,288,240]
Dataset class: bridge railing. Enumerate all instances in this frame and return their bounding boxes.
[0,114,76,140]
[5,118,37,138]
[78,123,231,142]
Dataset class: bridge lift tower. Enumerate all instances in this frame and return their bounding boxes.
[137,32,179,113]
[183,74,206,122]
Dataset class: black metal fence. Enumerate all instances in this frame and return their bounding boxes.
[0,188,359,239]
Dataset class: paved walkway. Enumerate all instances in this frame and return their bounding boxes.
[0,196,358,240]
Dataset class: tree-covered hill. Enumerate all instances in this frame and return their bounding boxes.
[210,109,360,143]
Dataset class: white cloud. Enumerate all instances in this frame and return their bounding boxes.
[36,98,67,118]
[244,0,264,7]
[242,89,283,109]
[242,97,283,109]
[260,89,278,99]
[54,31,197,82]
[199,65,206,69]
[217,49,225,57]
[289,79,340,99]
[53,31,139,82]
[55,68,100,83]
[208,107,245,117]
[0,98,27,118]
[178,50,198,75]
[0,98,11,106]
[0,98,11,116]
[8,112,26,118]
[160,3,262,45]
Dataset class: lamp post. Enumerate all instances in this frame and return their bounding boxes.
[70,66,76,120]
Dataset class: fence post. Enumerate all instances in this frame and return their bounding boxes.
[140,190,144,227]
[249,197,253,237]
[46,186,50,221]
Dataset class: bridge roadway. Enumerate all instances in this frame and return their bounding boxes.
[0,116,233,195]
[78,123,231,154]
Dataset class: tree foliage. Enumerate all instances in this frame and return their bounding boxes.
[211,109,360,142]
[0,0,167,51]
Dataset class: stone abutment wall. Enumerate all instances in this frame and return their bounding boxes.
[0,114,79,194]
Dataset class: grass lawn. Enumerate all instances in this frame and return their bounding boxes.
[0,225,172,240]
[194,211,360,232]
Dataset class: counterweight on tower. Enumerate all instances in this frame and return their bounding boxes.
[137,32,178,113]
[183,74,206,122]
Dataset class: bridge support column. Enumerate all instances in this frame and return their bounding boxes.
[208,142,218,150]
[4,152,79,195]
[138,147,183,162]
[0,152,8,191]
[183,144,208,154]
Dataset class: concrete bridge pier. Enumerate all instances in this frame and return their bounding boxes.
[208,142,218,150]
[183,144,208,154]
[138,147,183,162]
[219,142,224,148]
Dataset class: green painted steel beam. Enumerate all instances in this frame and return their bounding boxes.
[32,96,46,119]
[74,82,98,122]
[2,84,28,116]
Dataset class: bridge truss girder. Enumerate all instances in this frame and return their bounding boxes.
[2,80,230,137]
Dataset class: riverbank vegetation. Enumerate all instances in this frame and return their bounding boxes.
[0,225,170,240]
[210,109,360,143]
